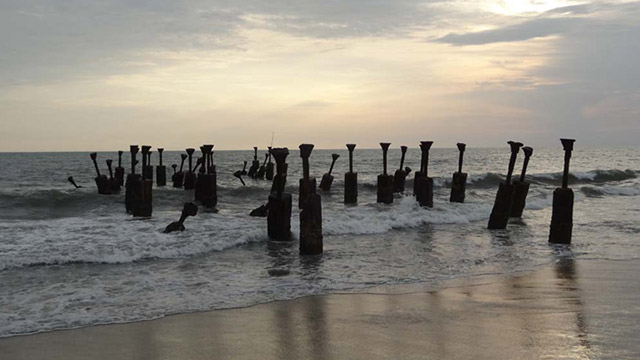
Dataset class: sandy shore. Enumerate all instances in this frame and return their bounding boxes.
[2,258,639,359]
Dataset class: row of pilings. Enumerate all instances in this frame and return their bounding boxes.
[86,140,576,255]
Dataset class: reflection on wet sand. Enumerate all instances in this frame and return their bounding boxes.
[1,259,639,359]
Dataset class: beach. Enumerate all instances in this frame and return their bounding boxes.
[2,258,638,359]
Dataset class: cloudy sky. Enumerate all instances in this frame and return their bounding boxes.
[1,0,638,151]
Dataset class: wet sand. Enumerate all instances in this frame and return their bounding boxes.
[2,258,639,359]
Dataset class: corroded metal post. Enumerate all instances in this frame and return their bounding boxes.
[510,146,533,218]
[487,141,522,229]
[183,148,196,190]
[298,144,322,255]
[449,143,467,203]
[173,154,187,188]
[266,146,274,180]
[106,159,121,192]
[248,146,260,179]
[344,144,358,204]
[377,142,393,204]
[125,145,141,213]
[319,154,340,191]
[115,150,125,186]
[549,139,575,244]
[133,146,153,217]
[267,148,292,241]
[90,152,111,195]
[156,148,166,186]
[196,144,217,211]
[415,141,434,208]
[163,203,198,233]
[392,146,411,193]
[298,144,317,209]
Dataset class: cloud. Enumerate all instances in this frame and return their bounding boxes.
[435,17,585,45]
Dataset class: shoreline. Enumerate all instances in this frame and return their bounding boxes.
[2,258,639,359]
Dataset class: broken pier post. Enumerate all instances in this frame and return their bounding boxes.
[449,143,467,203]
[299,144,323,255]
[266,147,274,180]
[133,146,153,217]
[267,148,292,241]
[67,176,81,189]
[156,148,166,187]
[197,144,217,211]
[298,144,317,209]
[414,141,434,208]
[257,153,268,180]
[115,150,125,186]
[549,139,576,244]
[487,141,523,229]
[163,203,198,233]
[377,142,394,204]
[319,153,340,191]
[90,152,111,195]
[106,159,120,192]
[392,146,410,193]
[248,147,260,179]
[510,146,533,218]
[125,145,141,213]
[183,148,196,190]
[173,154,187,188]
[344,144,358,204]
[143,150,153,182]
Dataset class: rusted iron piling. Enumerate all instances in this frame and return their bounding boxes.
[377,142,394,204]
[319,154,340,191]
[549,139,576,244]
[267,148,292,241]
[449,143,467,203]
[510,146,533,218]
[487,141,523,229]
[344,144,358,204]
[299,144,323,255]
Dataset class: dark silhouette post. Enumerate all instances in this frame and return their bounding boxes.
[299,144,323,255]
[510,146,533,218]
[194,147,206,201]
[67,176,81,189]
[319,154,340,191]
[266,146,274,180]
[298,144,317,209]
[549,139,576,244]
[90,152,111,195]
[257,153,268,179]
[241,161,248,175]
[125,145,141,213]
[392,146,411,193]
[115,150,125,186]
[163,203,198,233]
[133,146,153,217]
[173,154,187,188]
[414,141,434,208]
[344,144,358,204]
[156,148,166,186]
[234,170,246,186]
[183,148,196,190]
[106,159,121,192]
[267,148,291,241]
[487,141,523,229]
[143,149,153,182]
[450,143,467,203]
[248,147,260,179]
[197,144,217,211]
[377,142,394,204]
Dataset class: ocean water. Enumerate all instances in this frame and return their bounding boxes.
[0,146,639,337]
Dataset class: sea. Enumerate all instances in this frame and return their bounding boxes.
[0,146,639,337]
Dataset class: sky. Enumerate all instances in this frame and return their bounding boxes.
[1,0,639,151]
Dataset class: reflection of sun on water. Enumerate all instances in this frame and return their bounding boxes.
[489,0,584,15]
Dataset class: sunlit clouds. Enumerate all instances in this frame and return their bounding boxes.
[1,0,638,151]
